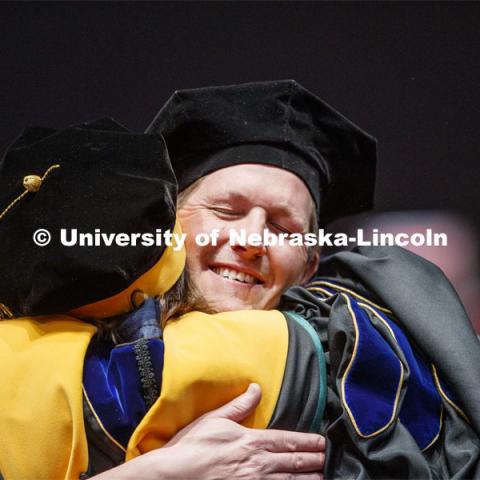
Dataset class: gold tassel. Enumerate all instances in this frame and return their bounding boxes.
[0,164,60,222]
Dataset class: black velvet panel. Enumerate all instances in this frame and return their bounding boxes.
[0,118,177,316]
[146,80,377,224]
[268,312,321,433]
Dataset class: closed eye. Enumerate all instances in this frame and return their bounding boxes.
[268,222,294,235]
[210,206,242,217]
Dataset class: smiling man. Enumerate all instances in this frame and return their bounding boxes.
[177,163,319,312]
[148,80,376,312]
[145,80,480,479]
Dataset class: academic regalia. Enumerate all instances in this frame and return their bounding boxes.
[143,81,480,477]
[0,119,185,480]
[285,246,480,479]
[2,83,479,480]
[79,246,480,479]
[3,245,476,479]
[0,117,326,479]
[0,118,182,319]
[146,79,377,225]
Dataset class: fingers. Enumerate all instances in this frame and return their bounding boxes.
[164,384,262,447]
[257,429,325,453]
[268,451,325,474]
[206,383,262,422]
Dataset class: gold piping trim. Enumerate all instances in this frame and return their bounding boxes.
[358,303,397,345]
[82,385,127,453]
[421,406,444,452]
[0,164,60,222]
[432,364,469,423]
[307,280,392,314]
[306,287,330,298]
[361,302,445,450]
[341,294,404,438]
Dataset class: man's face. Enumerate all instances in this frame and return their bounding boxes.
[178,164,320,311]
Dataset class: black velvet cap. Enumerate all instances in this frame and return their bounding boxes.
[146,80,377,225]
[0,119,177,317]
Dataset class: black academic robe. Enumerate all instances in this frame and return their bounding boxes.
[280,245,480,479]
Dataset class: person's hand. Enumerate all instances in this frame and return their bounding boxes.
[92,383,325,479]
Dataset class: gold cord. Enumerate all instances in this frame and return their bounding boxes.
[0,164,60,222]
[0,303,13,319]
[0,164,60,319]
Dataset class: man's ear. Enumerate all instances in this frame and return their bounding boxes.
[300,249,321,284]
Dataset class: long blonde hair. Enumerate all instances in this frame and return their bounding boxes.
[86,267,210,337]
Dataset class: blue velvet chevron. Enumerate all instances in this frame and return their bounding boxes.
[83,299,164,448]
[344,301,403,437]
[312,282,444,450]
